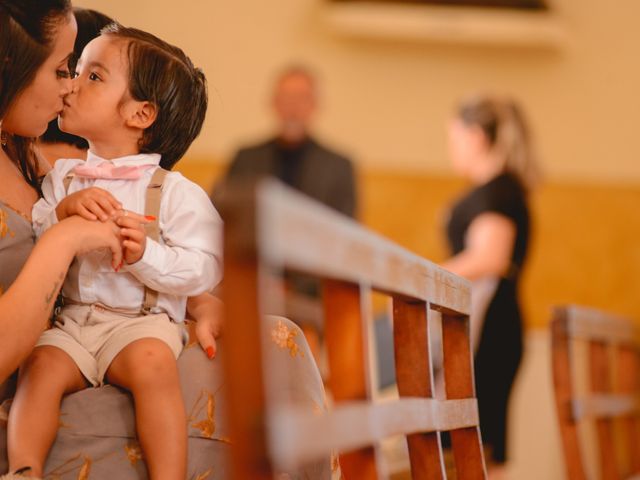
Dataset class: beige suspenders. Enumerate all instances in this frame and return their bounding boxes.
[62,172,74,192]
[141,167,168,313]
[62,167,169,314]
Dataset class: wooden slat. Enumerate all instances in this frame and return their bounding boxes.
[268,398,480,470]
[393,299,446,479]
[618,346,640,475]
[562,305,638,345]
[441,312,488,479]
[571,394,639,421]
[590,340,620,479]
[222,256,270,478]
[256,179,471,314]
[551,310,588,480]
[323,280,377,479]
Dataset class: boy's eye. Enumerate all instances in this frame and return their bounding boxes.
[88,72,101,81]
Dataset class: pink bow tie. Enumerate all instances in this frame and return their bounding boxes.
[73,162,154,180]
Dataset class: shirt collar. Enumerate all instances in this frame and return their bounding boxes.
[86,151,161,168]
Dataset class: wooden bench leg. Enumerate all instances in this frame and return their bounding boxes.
[394,299,445,479]
[590,341,620,479]
[441,312,487,480]
[223,261,272,480]
[324,280,377,480]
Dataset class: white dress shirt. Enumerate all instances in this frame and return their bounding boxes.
[32,151,223,322]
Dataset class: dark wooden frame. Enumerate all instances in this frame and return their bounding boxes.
[551,305,640,480]
[220,178,487,479]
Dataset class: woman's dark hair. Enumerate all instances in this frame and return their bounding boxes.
[0,0,72,193]
[40,7,115,149]
[102,23,208,170]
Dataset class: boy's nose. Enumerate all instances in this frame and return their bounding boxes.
[61,76,78,96]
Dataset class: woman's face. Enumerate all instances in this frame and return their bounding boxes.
[2,14,77,137]
[447,117,487,177]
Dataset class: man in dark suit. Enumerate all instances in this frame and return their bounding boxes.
[213,66,356,359]
[214,65,356,218]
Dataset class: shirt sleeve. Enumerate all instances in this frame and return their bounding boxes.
[125,173,223,297]
[31,159,82,239]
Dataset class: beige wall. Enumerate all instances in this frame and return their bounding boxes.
[175,161,640,329]
[75,0,640,183]
[72,0,640,326]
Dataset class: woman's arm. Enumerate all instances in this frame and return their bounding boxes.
[0,216,122,382]
[443,212,516,281]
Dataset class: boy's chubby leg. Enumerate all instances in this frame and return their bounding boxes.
[105,338,187,480]
[7,346,87,478]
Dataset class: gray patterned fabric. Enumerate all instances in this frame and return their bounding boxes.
[0,202,35,299]
[0,317,339,479]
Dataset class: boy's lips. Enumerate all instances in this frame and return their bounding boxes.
[60,101,73,115]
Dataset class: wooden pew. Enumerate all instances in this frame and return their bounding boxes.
[551,305,640,480]
[219,179,487,479]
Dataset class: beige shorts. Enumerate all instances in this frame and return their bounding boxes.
[36,303,186,387]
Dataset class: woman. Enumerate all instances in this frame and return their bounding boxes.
[0,0,124,385]
[0,2,335,478]
[444,94,539,479]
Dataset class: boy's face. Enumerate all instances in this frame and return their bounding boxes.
[59,35,133,143]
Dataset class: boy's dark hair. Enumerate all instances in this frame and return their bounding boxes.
[40,7,115,149]
[102,23,208,170]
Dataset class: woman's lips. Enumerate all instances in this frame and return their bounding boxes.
[59,102,71,116]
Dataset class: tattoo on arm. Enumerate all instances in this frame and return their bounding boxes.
[44,271,65,310]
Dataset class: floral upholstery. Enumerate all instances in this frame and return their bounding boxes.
[0,316,342,479]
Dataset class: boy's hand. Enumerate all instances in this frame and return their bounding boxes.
[187,293,224,360]
[115,210,152,265]
[56,187,122,222]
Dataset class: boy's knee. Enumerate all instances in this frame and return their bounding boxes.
[119,342,178,389]
[21,347,61,376]
[17,346,82,394]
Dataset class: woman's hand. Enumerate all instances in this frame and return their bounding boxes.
[50,215,124,270]
[187,293,224,359]
[56,187,122,222]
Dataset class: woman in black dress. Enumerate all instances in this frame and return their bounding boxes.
[443,95,539,478]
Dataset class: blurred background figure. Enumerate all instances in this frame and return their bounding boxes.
[37,7,115,165]
[213,65,357,359]
[442,94,539,479]
[213,64,356,218]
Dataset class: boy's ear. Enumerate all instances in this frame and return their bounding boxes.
[125,100,158,130]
